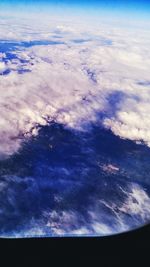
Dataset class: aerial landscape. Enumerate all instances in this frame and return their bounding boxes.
[0,0,150,237]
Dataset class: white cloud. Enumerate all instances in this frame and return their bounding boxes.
[119,184,150,219]
[0,15,150,157]
[0,62,7,73]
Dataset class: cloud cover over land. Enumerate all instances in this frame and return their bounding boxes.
[0,15,150,158]
[0,12,150,237]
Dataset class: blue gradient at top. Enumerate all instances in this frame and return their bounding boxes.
[0,0,150,19]
[1,0,150,9]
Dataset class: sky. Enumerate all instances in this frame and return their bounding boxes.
[0,0,150,19]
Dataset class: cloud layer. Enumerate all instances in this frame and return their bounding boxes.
[0,15,150,158]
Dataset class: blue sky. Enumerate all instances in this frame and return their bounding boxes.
[1,0,150,11]
[0,0,150,20]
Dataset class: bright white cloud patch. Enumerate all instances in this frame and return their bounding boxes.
[0,15,150,157]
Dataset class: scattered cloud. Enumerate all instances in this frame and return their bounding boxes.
[1,182,149,237]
